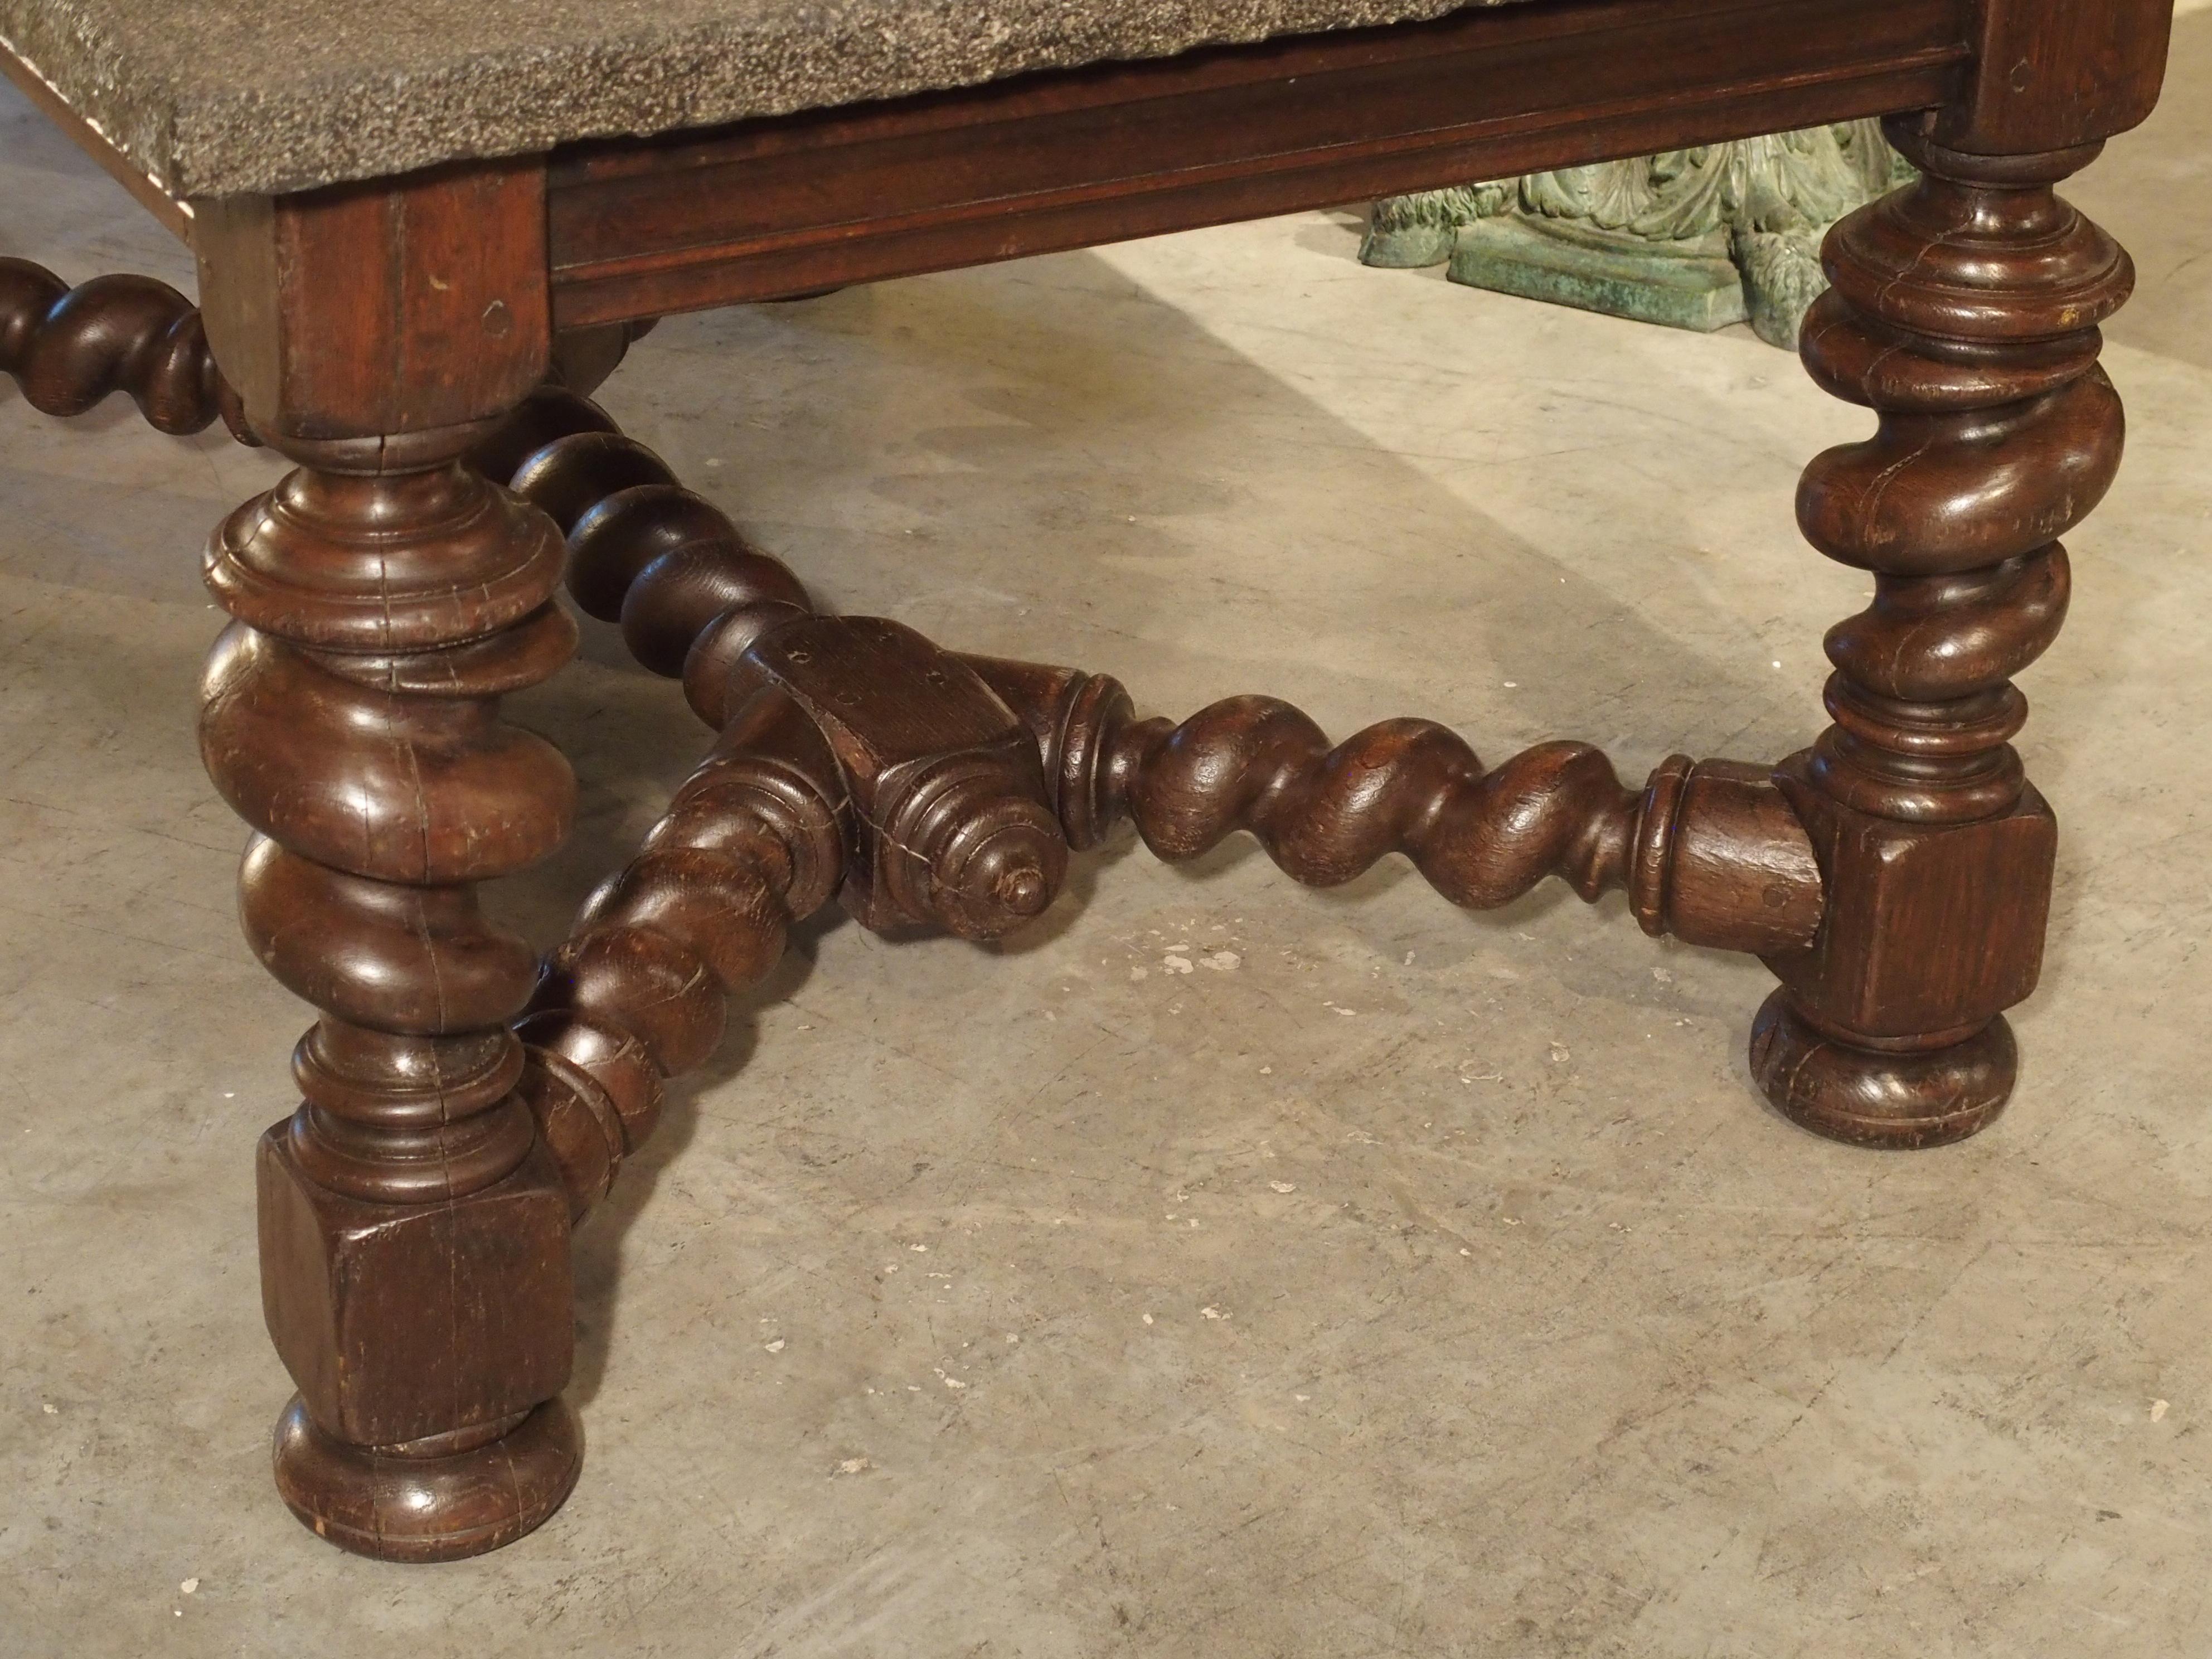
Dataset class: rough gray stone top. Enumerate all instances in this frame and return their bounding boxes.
[0,0,1526,199]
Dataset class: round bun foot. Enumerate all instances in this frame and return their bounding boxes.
[272,1395,582,1561]
[1749,992,2016,1149]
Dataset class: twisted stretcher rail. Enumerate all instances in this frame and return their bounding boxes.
[477,387,1826,1216]
[3,89,2144,1560]
[3,262,1828,1221]
[0,256,254,439]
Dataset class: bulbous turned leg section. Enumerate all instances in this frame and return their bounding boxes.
[1750,993,2016,1149]
[273,1396,583,1563]
[1763,118,2134,1148]
[202,421,584,1559]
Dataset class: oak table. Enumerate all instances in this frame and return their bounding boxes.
[0,0,2174,1561]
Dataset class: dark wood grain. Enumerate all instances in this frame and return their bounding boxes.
[1939,0,2174,154]
[545,0,1975,325]
[194,160,550,440]
[192,171,584,1561]
[497,390,1071,944]
[484,388,1827,961]
[965,661,1826,955]
[1752,114,2135,1148]
[520,685,845,1218]
[476,391,1832,1220]
[3,0,2177,1560]
[0,253,636,446]
[0,256,250,437]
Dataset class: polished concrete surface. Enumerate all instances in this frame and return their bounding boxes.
[3,29,2210,1658]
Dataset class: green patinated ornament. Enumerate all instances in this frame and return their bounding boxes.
[1364,123,1912,347]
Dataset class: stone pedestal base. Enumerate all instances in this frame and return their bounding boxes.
[1449,219,1747,332]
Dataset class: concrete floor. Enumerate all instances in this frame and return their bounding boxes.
[3,24,2210,1657]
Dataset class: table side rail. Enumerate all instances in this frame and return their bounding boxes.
[546,0,1973,327]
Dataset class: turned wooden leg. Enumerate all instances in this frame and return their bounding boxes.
[1753,117,2134,1147]
[200,428,581,1558]
[191,165,584,1558]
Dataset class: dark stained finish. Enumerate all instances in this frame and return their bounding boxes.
[546,0,1977,324]
[0,256,250,438]
[483,395,1826,1217]
[1941,0,2173,154]
[518,682,846,1219]
[962,660,1826,957]
[1753,113,2136,1148]
[749,619,1070,941]
[493,402,1063,1213]
[270,1395,583,1561]
[0,0,2175,1560]
[193,160,551,440]
[190,169,585,1560]
[0,253,633,444]
[494,390,1825,947]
